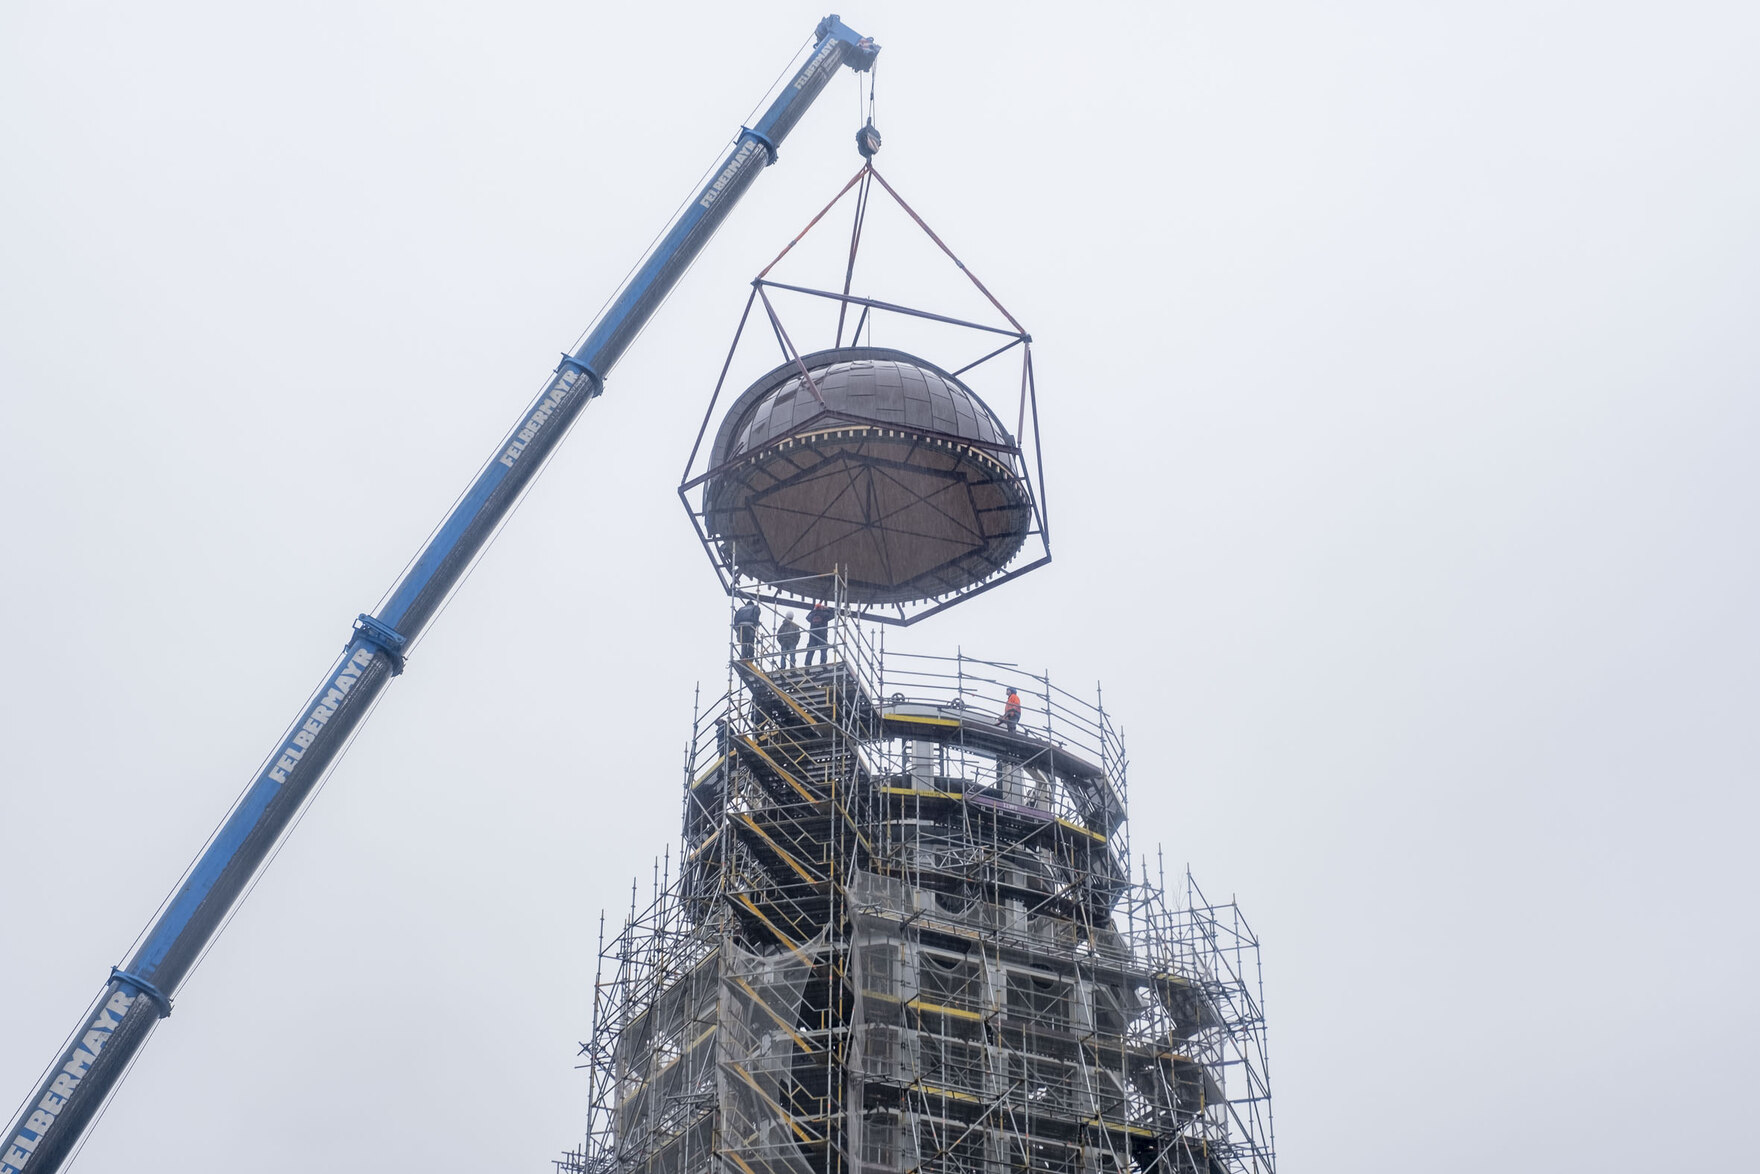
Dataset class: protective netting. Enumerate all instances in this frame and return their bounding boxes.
[718,935,822,1174]
[610,953,719,1174]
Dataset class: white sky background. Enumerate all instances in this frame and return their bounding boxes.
[2,1,1756,1170]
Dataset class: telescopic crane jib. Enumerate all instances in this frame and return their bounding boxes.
[2,17,877,1174]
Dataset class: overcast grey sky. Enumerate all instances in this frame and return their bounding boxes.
[3,2,1756,1171]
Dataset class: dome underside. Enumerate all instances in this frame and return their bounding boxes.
[722,359,1008,461]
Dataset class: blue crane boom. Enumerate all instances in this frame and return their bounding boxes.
[2,17,877,1174]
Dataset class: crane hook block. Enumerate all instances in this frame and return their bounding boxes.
[856,121,882,158]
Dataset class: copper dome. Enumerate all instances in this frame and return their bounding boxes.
[703,348,1033,606]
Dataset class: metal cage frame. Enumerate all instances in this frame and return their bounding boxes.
[678,163,1052,626]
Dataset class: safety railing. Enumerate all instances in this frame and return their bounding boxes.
[880,653,1117,765]
[686,631,1130,866]
[878,649,1127,812]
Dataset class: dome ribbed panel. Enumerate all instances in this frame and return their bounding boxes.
[711,349,1012,469]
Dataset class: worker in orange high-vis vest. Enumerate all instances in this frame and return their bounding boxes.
[997,686,1022,734]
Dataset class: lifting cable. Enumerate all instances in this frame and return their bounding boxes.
[836,64,882,348]
[834,169,873,348]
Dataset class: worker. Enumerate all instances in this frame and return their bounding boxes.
[806,599,834,665]
[732,597,761,660]
[996,686,1022,734]
[777,611,802,667]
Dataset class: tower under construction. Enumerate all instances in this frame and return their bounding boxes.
[562,101,1274,1174]
[558,596,1275,1174]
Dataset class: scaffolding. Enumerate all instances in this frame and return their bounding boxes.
[560,591,1275,1174]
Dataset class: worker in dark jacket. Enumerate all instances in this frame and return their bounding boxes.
[997,686,1022,734]
[733,598,761,660]
[806,600,834,665]
[777,612,802,667]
